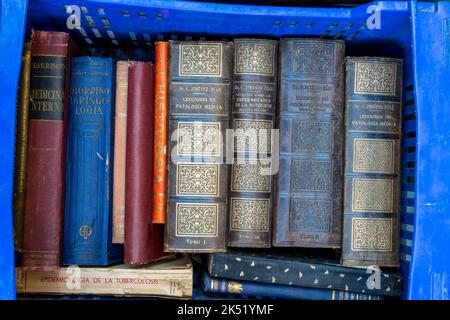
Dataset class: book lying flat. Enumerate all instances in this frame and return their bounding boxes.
[16,256,192,298]
[206,250,402,297]
[201,270,383,300]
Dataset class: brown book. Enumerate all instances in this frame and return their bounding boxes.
[342,57,402,267]
[112,61,129,244]
[13,41,31,253]
[152,41,169,224]
[273,38,345,248]
[164,41,234,253]
[227,39,278,248]
[22,31,73,270]
[124,61,155,264]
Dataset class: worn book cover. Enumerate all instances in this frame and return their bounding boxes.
[201,270,383,300]
[16,256,192,298]
[273,38,345,248]
[206,250,402,297]
[125,61,155,265]
[112,61,129,244]
[342,57,402,267]
[164,41,234,252]
[63,57,122,266]
[22,31,73,270]
[13,41,31,254]
[228,39,278,248]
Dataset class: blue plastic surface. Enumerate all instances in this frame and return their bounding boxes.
[408,1,450,300]
[0,0,27,300]
[0,0,448,299]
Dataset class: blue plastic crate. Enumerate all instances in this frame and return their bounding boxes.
[1,0,449,300]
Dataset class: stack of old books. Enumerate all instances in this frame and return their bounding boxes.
[13,31,403,299]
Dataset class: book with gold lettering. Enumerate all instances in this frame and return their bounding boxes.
[201,269,383,300]
[63,57,122,266]
[273,38,345,248]
[228,39,278,248]
[164,41,234,252]
[153,41,169,224]
[22,31,74,270]
[342,57,402,267]
[13,41,31,254]
[16,256,192,298]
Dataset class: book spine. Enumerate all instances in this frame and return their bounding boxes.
[112,61,129,244]
[63,57,120,266]
[207,252,402,296]
[274,38,345,248]
[165,41,234,252]
[202,272,382,300]
[13,41,31,253]
[15,267,192,298]
[342,57,402,267]
[22,31,70,270]
[124,61,155,264]
[153,41,169,224]
[228,39,278,248]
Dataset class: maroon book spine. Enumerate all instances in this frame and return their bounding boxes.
[124,61,155,264]
[22,31,72,270]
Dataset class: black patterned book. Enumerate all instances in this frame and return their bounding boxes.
[342,57,402,267]
[273,38,345,248]
[164,41,234,252]
[206,250,402,297]
[228,39,278,248]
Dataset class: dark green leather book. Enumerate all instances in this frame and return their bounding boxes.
[342,57,402,267]
[164,41,234,252]
[228,39,278,248]
[273,38,345,248]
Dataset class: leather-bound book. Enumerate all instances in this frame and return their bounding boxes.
[22,31,73,270]
[228,39,278,248]
[13,41,31,254]
[165,41,234,252]
[112,61,129,244]
[152,41,169,224]
[342,57,402,267]
[124,61,155,265]
[63,57,122,266]
[273,38,345,248]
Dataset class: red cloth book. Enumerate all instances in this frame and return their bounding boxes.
[22,31,74,270]
[124,61,155,264]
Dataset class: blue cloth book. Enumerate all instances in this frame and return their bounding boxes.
[63,57,122,266]
[201,270,383,300]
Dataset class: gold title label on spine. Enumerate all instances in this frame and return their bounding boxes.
[176,163,220,197]
[29,55,66,120]
[175,203,219,237]
[355,62,397,96]
[351,217,393,251]
[230,198,269,231]
[235,41,275,76]
[352,178,394,213]
[179,43,222,77]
